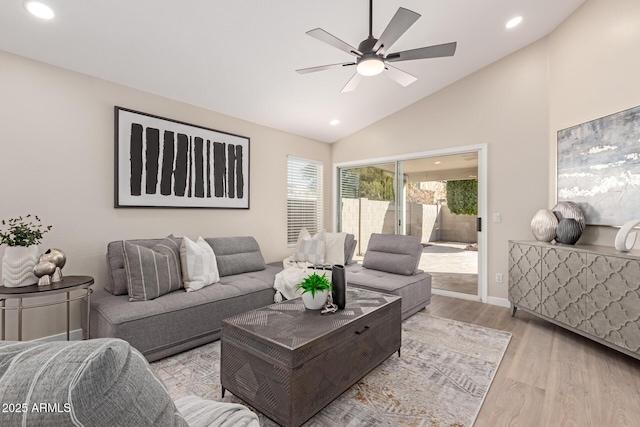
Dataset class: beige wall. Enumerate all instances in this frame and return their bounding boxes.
[0,51,331,340]
[332,0,640,300]
[333,39,551,300]
[548,0,640,245]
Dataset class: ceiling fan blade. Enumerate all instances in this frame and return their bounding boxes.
[385,42,457,62]
[373,8,420,54]
[306,28,362,56]
[385,64,418,87]
[296,62,355,74]
[341,73,362,93]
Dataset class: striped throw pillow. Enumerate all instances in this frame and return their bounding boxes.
[180,236,220,292]
[123,237,183,301]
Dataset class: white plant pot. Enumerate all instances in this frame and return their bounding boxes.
[2,245,39,287]
[301,289,329,310]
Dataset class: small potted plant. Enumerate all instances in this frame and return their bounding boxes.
[1,215,52,287]
[296,272,332,310]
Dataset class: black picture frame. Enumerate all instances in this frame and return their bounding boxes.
[114,106,250,209]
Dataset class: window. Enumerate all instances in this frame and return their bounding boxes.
[287,156,323,245]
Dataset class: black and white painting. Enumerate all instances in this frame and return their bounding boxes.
[557,105,640,226]
[115,107,249,208]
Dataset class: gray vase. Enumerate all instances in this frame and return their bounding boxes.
[531,209,558,242]
[556,218,582,245]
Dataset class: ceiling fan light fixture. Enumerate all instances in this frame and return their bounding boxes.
[356,57,385,76]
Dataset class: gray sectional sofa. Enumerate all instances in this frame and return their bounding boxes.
[81,236,280,362]
[81,233,431,362]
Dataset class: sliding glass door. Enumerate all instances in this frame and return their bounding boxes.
[338,163,399,259]
[337,151,480,298]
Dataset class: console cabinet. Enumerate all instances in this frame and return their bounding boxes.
[508,240,640,360]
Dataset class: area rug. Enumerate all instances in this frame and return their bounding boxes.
[152,313,511,426]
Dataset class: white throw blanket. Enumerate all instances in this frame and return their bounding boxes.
[273,257,332,303]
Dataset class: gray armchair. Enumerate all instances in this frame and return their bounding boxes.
[0,339,258,427]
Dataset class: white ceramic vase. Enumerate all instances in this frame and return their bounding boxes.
[2,245,39,287]
[301,289,329,310]
[531,209,558,242]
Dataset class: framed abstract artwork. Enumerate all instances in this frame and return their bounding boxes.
[557,105,640,226]
[115,107,249,209]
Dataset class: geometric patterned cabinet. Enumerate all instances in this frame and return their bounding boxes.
[508,240,640,360]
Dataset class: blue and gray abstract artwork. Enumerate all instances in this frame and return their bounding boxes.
[557,105,640,226]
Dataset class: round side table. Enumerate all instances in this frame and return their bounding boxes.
[0,275,94,341]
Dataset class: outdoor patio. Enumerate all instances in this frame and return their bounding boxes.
[419,242,478,295]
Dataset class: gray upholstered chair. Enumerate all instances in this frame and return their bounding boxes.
[0,339,258,427]
[345,233,432,320]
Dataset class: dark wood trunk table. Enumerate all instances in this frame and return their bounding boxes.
[221,287,401,427]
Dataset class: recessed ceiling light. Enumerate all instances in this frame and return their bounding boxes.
[434,161,442,165]
[330,119,340,126]
[506,16,523,29]
[24,1,55,19]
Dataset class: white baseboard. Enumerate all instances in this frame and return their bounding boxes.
[432,288,482,301]
[34,328,84,342]
[432,289,511,308]
[487,297,510,308]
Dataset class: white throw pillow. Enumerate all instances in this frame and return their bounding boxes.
[180,236,220,292]
[324,232,347,265]
[292,229,326,265]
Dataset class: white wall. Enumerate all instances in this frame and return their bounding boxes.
[0,51,331,340]
[332,0,640,300]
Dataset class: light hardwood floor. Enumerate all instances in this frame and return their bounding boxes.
[424,295,640,427]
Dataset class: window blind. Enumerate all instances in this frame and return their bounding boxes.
[287,156,323,245]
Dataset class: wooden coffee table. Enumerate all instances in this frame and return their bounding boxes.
[221,287,401,427]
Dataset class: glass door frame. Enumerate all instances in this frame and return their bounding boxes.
[337,161,404,237]
[333,144,488,303]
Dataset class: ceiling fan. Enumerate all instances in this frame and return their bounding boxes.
[296,0,457,93]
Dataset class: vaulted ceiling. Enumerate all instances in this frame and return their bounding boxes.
[0,0,585,142]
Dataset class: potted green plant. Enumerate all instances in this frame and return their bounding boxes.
[296,272,332,310]
[1,215,52,287]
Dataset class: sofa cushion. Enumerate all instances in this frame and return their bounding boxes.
[180,236,220,292]
[344,234,357,265]
[0,339,187,426]
[362,233,423,276]
[124,237,183,301]
[345,264,431,320]
[206,236,266,277]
